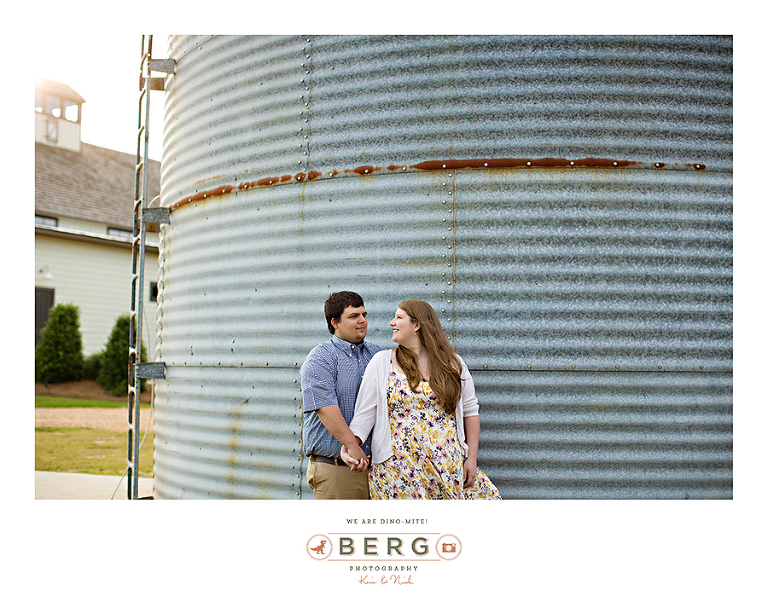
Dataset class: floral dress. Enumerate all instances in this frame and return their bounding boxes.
[368,362,501,500]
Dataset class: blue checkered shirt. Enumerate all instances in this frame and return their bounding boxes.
[301,335,384,458]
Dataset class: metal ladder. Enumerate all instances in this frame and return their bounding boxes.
[127,35,174,499]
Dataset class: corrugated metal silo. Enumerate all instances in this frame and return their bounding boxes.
[153,35,732,499]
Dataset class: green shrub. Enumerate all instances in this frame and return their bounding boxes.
[35,303,85,384]
[97,314,147,396]
[83,352,103,380]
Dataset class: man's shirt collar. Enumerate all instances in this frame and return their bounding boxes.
[330,334,366,355]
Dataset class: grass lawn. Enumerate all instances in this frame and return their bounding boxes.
[35,395,127,408]
[36,393,154,477]
[35,427,154,477]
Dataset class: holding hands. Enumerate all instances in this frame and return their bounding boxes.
[341,442,370,472]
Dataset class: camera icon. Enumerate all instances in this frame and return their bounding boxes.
[436,535,462,560]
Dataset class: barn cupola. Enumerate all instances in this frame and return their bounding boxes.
[35,78,85,152]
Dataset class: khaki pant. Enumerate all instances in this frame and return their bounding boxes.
[307,458,369,500]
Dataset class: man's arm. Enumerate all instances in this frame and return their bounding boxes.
[317,405,368,471]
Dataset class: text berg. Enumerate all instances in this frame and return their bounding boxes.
[338,536,429,556]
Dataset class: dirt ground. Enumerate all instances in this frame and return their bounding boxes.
[35,380,155,431]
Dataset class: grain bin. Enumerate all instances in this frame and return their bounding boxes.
[152,35,732,499]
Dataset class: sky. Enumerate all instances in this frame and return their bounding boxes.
[32,32,170,159]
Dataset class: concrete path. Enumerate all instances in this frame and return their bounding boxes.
[35,471,153,500]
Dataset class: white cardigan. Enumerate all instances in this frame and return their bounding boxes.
[349,349,480,464]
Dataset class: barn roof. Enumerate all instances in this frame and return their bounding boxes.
[35,141,161,230]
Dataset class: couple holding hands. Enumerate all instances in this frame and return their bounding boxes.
[301,291,500,500]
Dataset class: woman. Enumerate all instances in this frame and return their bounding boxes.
[341,299,500,499]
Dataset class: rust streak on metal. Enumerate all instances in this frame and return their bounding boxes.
[169,157,708,211]
[347,165,379,175]
[412,157,642,170]
[256,174,293,187]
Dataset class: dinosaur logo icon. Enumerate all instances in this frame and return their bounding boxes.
[310,539,327,555]
[306,534,332,560]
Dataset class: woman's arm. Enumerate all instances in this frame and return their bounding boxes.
[348,351,385,441]
[462,415,480,488]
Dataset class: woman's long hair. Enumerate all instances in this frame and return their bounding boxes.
[395,300,462,415]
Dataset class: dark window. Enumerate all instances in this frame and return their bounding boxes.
[150,282,158,302]
[35,288,55,346]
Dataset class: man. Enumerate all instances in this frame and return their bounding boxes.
[301,291,384,499]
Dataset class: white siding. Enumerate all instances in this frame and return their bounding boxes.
[35,234,159,358]
[34,112,81,152]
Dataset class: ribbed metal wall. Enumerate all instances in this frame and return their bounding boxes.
[153,35,732,499]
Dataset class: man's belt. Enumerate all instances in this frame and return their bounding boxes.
[310,454,345,466]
